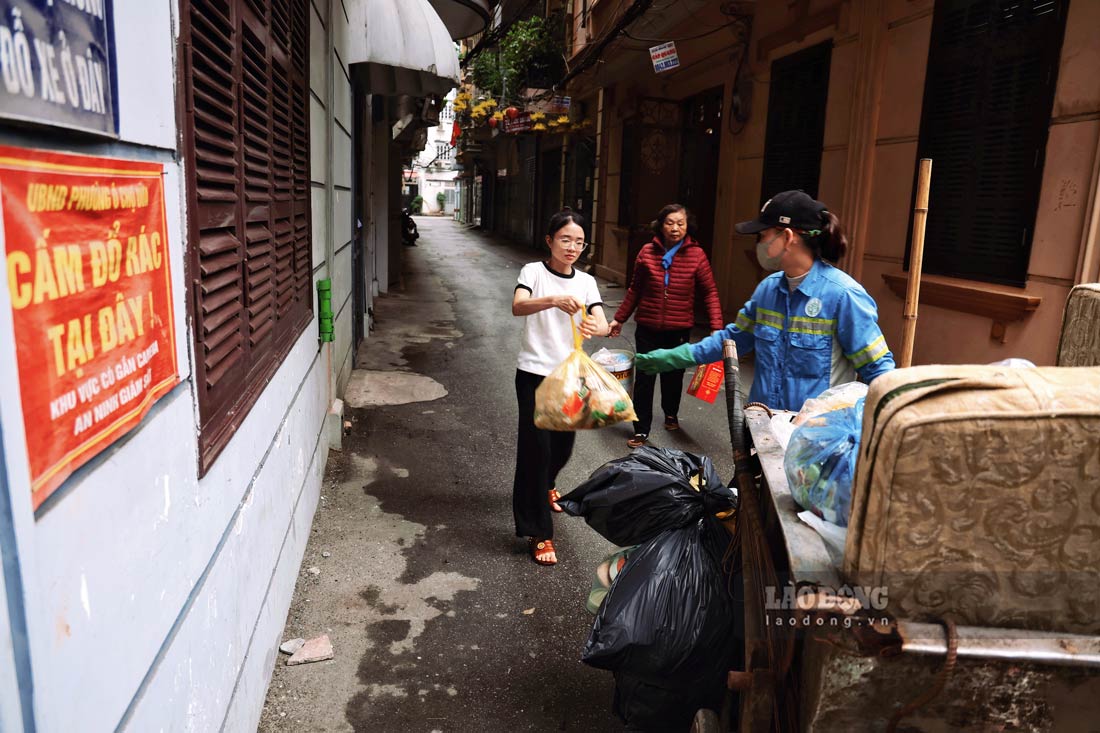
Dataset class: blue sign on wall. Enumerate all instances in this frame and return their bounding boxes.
[0,0,117,136]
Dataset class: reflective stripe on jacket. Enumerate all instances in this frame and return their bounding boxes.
[691,259,894,411]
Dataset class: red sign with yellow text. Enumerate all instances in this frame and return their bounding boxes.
[0,146,178,510]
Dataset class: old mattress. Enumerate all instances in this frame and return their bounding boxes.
[1057,283,1100,366]
[843,364,1100,634]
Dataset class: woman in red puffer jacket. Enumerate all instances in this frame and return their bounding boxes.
[609,204,725,449]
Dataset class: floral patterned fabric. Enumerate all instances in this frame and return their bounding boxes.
[843,365,1100,633]
[1057,283,1100,367]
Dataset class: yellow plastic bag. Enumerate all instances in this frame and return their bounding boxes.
[534,316,638,431]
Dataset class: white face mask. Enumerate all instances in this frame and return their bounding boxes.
[756,233,785,271]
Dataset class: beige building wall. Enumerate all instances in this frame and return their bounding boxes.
[583,0,1100,366]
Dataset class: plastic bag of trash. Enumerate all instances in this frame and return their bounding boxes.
[559,446,737,547]
[612,670,726,732]
[582,516,738,697]
[586,546,636,615]
[794,381,868,426]
[590,347,633,369]
[784,383,867,527]
[534,317,637,430]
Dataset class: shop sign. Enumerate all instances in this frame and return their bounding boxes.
[0,0,117,136]
[0,146,178,509]
[649,41,680,73]
[549,95,571,114]
[502,112,531,134]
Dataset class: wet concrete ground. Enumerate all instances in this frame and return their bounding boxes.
[258,218,747,732]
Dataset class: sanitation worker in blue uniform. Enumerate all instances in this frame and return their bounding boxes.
[636,190,894,411]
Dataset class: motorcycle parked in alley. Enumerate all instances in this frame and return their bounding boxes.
[401,208,419,247]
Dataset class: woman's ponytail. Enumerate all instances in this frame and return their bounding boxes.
[811,210,847,263]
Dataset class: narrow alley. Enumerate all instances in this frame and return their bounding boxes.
[258,217,743,732]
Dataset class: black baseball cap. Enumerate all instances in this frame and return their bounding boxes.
[736,190,827,234]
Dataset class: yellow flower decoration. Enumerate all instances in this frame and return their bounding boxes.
[529,112,546,122]
[485,99,498,108]
[555,115,571,125]
[532,123,548,131]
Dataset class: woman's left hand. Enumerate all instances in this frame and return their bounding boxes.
[578,314,601,339]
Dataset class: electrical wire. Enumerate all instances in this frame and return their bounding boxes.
[461,0,542,69]
[621,19,740,44]
[727,16,753,136]
[553,0,657,90]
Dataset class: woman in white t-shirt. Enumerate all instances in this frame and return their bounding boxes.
[512,209,609,566]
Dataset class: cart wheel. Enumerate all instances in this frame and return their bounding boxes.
[690,708,721,733]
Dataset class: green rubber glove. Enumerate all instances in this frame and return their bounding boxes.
[635,343,697,374]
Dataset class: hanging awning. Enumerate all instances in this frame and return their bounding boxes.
[346,0,461,96]
[427,0,491,41]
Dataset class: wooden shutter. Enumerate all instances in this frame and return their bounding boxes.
[913,0,1067,286]
[760,42,832,204]
[181,0,312,473]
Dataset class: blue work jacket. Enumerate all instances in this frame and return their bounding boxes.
[692,260,894,411]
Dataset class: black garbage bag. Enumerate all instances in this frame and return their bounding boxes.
[612,670,726,733]
[558,446,737,547]
[582,516,738,695]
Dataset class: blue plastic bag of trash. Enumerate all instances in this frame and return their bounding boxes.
[783,385,866,527]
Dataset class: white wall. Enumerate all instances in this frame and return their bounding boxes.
[0,1,341,730]
[413,92,458,214]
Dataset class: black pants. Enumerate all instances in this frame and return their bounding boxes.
[513,369,576,539]
[633,324,692,435]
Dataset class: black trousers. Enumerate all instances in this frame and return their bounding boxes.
[633,324,692,435]
[513,369,576,539]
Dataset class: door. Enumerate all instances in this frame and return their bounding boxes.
[619,98,683,282]
[678,87,724,256]
[352,91,375,361]
[537,144,562,246]
[760,42,831,202]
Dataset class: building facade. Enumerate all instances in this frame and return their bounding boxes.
[410,91,460,215]
[457,0,1100,366]
[0,0,474,730]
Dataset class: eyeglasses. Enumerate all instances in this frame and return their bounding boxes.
[555,237,589,251]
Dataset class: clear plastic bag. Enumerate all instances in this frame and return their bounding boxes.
[794,381,868,426]
[783,382,867,527]
[534,317,637,430]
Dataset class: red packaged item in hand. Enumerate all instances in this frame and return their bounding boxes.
[687,362,723,403]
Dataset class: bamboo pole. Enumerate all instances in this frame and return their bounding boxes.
[899,158,932,368]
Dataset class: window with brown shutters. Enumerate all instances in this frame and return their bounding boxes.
[911,0,1068,286]
[760,42,832,205]
[180,0,312,474]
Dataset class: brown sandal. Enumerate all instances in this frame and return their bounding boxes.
[530,538,557,566]
[549,488,563,513]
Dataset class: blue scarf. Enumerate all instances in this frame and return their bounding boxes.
[661,239,684,287]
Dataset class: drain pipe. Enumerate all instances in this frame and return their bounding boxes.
[317,279,334,342]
